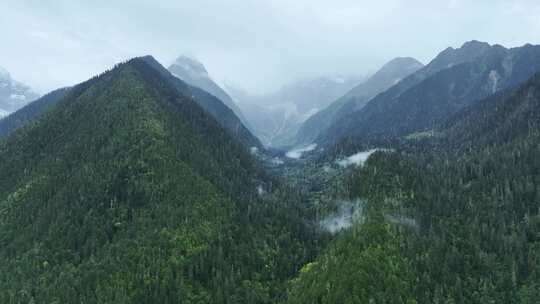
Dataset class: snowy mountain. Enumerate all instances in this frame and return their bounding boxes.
[0,66,39,118]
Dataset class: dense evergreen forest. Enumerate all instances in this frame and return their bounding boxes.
[0,57,321,303]
[285,72,540,303]
[2,56,540,304]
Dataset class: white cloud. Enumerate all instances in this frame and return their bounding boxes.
[286,144,317,159]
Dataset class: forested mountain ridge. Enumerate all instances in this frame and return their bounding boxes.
[0,56,261,149]
[3,40,540,304]
[0,56,316,303]
[286,69,540,303]
[296,57,423,145]
[317,41,540,145]
[439,72,540,149]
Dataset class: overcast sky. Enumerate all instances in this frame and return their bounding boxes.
[1,0,540,94]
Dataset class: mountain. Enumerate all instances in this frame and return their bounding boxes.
[0,57,260,148]
[439,71,540,149]
[0,56,313,303]
[287,71,540,304]
[296,57,423,145]
[230,75,362,148]
[317,41,540,145]
[167,55,251,130]
[0,87,70,138]
[0,66,39,117]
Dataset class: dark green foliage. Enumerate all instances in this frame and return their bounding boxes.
[4,47,540,304]
[0,57,315,303]
[141,56,262,149]
[286,71,540,303]
[287,203,417,304]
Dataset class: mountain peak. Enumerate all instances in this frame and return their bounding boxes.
[461,40,491,50]
[171,55,208,77]
[370,57,424,83]
[427,40,495,73]
[458,40,494,57]
[382,57,424,71]
[131,55,158,64]
[128,55,175,79]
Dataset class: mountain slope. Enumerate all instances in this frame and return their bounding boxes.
[0,66,39,117]
[439,71,540,148]
[0,56,309,303]
[287,71,540,303]
[148,56,261,148]
[0,57,261,149]
[0,87,70,138]
[296,57,423,144]
[318,41,540,144]
[168,56,251,130]
[231,76,362,147]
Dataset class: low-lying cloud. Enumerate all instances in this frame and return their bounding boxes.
[385,214,419,231]
[286,143,317,159]
[320,199,364,233]
[336,148,393,167]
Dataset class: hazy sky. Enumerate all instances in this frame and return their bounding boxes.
[1,0,540,94]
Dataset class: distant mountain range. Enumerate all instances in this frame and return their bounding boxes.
[316,41,540,145]
[0,66,39,117]
[296,57,424,145]
[0,57,261,148]
[229,75,363,148]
